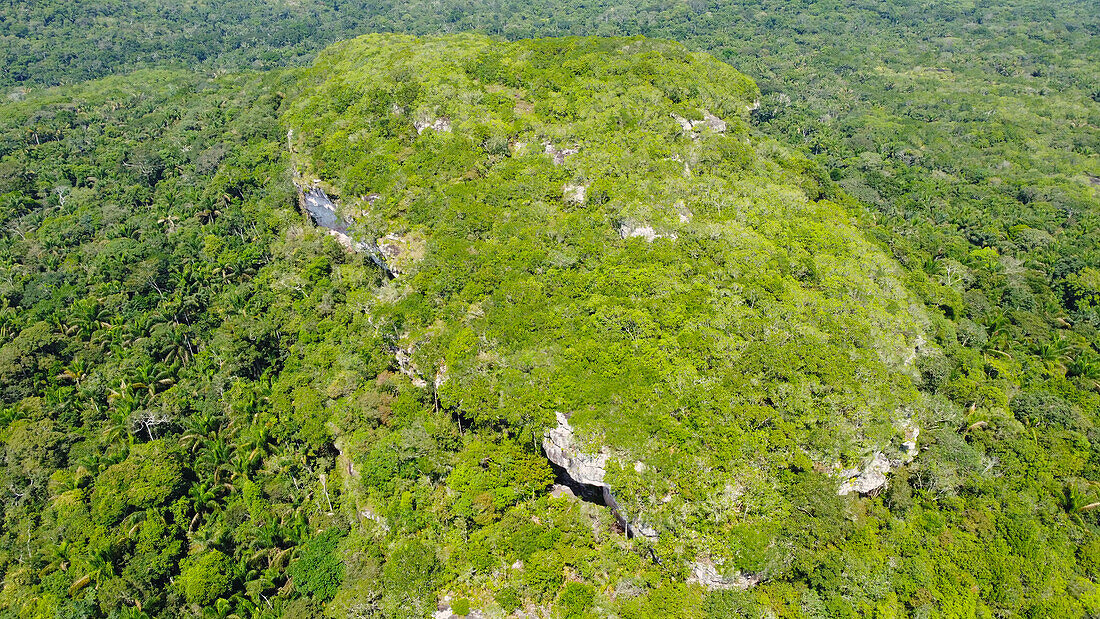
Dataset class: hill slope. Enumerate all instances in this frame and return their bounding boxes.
[286,29,935,598]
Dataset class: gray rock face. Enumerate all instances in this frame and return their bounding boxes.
[543,141,579,165]
[619,221,676,242]
[549,484,576,499]
[836,417,921,496]
[671,109,728,138]
[543,417,767,587]
[837,452,893,496]
[900,418,920,462]
[415,116,451,134]
[687,559,760,591]
[300,186,344,231]
[294,182,394,277]
[391,344,428,388]
[701,111,727,133]
[563,183,587,204]
[542,414,660,541]
[543,413,608,487]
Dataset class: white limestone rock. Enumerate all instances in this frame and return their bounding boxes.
[543,412,608,487]
[415,116,452,134]
[563,183,587,204]
[687,558,761,591]
[619,221,676,242]
[837,452,892,496]
[543,141,579,165]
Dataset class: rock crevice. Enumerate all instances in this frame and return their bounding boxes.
[295,183,394,278]
[542,413,655,540]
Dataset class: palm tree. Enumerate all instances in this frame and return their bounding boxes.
[126,312,157,344]
[103,408,134,452]
[1061,482,1100,524]
[199,435,232,484]
[70,299,112,338]
[43,384,79,420]
[163,326,194,366]
[121,510,149,540]
[116,607,151,619]
[56,358,89,385]
[187,481,221,533]
[201,598,236,619]
[108,379,148,413]
[982,309,1012,352]
[1032,335,1071,372]
[238,422,273,465]
[1068,351,1100,390]
[188,525,229,554]
[39,540,72,575]
[69,545,116,595]
[181,412,221,454]
[77,452,106,477]
[134,362,176,398]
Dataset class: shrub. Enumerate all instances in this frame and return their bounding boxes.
[558,582,595,617]
[178,550,233,606]
[496,586,522,613]
[289,528,346,602]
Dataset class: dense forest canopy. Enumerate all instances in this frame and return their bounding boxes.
[0,1,1097,618]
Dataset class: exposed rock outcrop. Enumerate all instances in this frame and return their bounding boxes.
[701,111,727,133]
[901,418,920,462]
[837,452,892,496]
[619,221,676,242]
[550,484,576,499]
[543,412,608,488]
[687,558,761,591]
[563,183,587,204]
[542,413,656,540]
[294,182,394,278]
[415,116,451,134]
[836,418,921,496]
[671,109,727,139]
[676,200,692,223]
[390,344,428,388]
[543,141,579,165]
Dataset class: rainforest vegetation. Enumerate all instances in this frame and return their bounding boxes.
[0,1,1098,618]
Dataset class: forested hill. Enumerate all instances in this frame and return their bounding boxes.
[0,30,1099,618]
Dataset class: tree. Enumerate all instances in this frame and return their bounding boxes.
[178,550,234,607]
[382,539,439,617]
[288,528,345,602]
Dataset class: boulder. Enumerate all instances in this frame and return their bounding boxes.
[837,452,892,496]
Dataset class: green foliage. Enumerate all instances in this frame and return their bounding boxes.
[178,550,233,606]
[0,67,368,618]
[382,539,439,617]
[496,586,522,613]
[448,437,555,525]
[289,528,345,602]
[289,35,928,581]
[0,0,1097,614]
[89,444,183,525]
[558,582,595,617]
